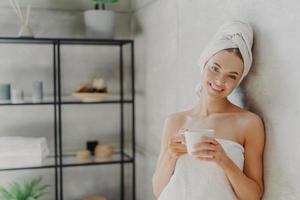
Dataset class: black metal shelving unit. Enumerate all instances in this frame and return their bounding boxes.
[0,37,136,200]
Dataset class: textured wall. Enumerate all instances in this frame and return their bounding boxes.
[131,0,300,199]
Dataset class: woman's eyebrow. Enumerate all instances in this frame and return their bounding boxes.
[213,62,239,75]
[213,62,222,68]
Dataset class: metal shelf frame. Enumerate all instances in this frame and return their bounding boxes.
[0,37,136,200]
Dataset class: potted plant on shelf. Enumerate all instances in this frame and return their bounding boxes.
[84,0,119,39]
[0,176,49,200]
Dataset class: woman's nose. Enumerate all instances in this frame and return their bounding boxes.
[215,75,226,85]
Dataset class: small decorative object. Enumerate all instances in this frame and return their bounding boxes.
[8,0,34,37]
[32,81,43,103]
[11,89,24,103]
[0,83,11,103]
[76,149,91,161]
[76,78,107,93]
[0,176,49,200]
[85,196,107,200]
[72,78,111,102]
[92,78,107,92]
[84,0,119,38]
[86,140,99,155]
[95,144,114,159]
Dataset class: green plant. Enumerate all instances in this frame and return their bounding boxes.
[0,176,50,200]
[92,0,119,10]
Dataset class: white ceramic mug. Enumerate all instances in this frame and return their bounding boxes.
[182,129,215,155]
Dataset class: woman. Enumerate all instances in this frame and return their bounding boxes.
[152,21,265,200]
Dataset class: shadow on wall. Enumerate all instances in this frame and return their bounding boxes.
[130,14,143,36]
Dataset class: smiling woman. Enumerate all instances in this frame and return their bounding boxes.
[202,49,244,98]
[152,21,265,200]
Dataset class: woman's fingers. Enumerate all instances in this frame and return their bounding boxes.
[193,142,216,151]
[192,149,215,159]
[178,128,189,134]
[192,142,216,158]
[199,136,218,145]
[195,155,215,160]
[171,135,185,144]
[168,140,187,157]
[169,143,186,151]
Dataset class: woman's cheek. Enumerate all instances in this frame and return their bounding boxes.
[225,83,236,94]
[205,70,216,81]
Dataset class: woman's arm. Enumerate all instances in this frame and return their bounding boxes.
[152,113,185,198]
[222,114,265,200]
[192,113,265,199]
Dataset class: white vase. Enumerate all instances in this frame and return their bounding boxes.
[18,23,34,38]
[83,10,115,39]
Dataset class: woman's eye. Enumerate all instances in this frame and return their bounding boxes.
[211,66,219,72]
[229,75,237,80]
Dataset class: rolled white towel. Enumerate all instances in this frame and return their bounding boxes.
[0,137,49,169]
[0,136,49,158]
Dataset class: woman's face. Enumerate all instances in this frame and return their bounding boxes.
[201,50,244,99]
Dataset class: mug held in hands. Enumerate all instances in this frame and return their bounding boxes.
[182,129,215,155]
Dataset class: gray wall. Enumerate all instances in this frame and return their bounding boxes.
[131,0,300,200]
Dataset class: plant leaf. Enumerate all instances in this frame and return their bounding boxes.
[9,182,22,199]
[0,187,14,199]
[32,184,49,199]
[0,176,49,200]
[30,176,42,191]
[23,180,33,198]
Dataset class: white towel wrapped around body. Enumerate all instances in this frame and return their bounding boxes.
[0,137,49,169]
[158,139,245,200]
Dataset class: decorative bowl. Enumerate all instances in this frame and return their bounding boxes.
[72,92,111,102]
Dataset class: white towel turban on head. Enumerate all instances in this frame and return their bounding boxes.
[195,20,254,96]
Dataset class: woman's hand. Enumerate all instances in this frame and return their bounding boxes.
[192,136,230,168]
[167,129,188,160]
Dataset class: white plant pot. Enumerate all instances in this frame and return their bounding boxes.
[84,10,115,39]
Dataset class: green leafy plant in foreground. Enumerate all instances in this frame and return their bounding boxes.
[0,176,49,200]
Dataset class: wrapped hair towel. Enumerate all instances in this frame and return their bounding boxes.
[195,20,254,95]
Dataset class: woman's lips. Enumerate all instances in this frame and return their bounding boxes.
[209,83,224,92]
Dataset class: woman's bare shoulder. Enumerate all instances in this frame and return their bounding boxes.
[228,104,263,124]
[236,109,264,128]
[165,110,189,124]
[164,110,193,131]
[236,110,264,143]
[160,111,189,140]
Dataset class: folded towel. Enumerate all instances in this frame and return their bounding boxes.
[0,136,49,157]
[0,155,44,169]
[195,20,254,95]
[0,137,49,169]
